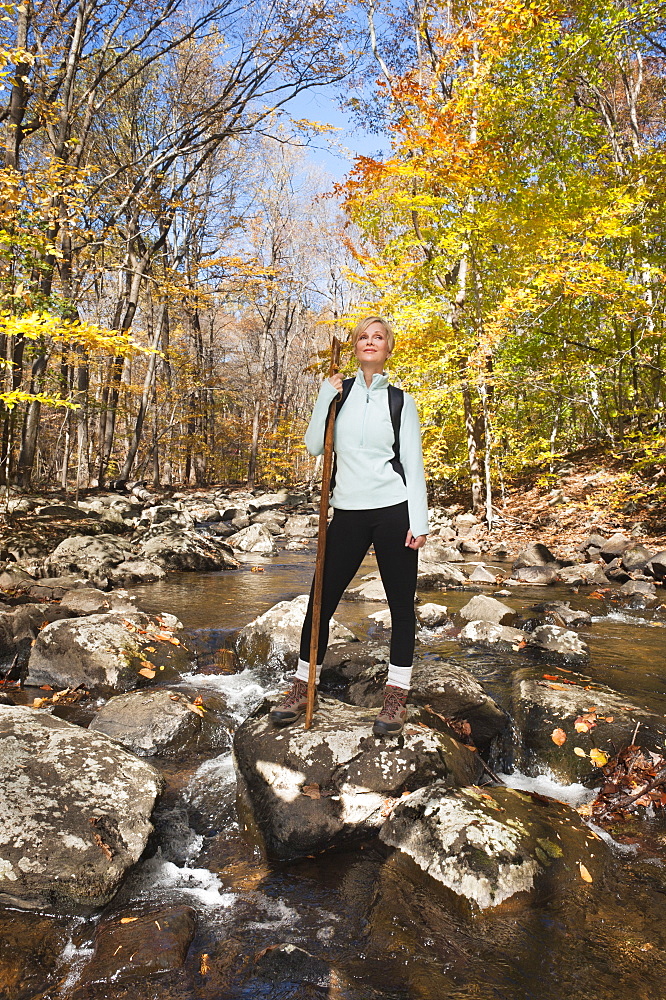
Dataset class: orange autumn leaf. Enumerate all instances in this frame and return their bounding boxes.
[579,863,593,883]
[551,728,567,746]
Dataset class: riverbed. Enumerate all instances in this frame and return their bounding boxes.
[7,548,666,999]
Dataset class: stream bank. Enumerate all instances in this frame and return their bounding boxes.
[1,484,666,999]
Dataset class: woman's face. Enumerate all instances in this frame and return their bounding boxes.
[354,322,391,368]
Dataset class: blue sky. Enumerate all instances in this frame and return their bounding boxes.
[283,85,390,181]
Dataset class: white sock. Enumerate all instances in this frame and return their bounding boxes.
[387,663,412,690]
[295,658,322,684]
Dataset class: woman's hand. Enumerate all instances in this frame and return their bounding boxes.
[328,372,343,392]
[405,530,427,549]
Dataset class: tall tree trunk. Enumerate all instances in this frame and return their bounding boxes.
[461,377,483,511]
[119,303,166,480]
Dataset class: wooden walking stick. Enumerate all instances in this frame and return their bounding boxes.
[305,336,341,730]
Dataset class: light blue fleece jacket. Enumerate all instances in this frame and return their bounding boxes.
[305,370,430,537]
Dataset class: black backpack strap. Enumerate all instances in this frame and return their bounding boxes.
[330,379,354,490]
[388,385,406,484]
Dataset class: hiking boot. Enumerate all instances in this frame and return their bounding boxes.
[270,678,311,727]
[373,684,408,737]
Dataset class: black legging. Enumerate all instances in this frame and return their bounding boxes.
[299,501,418,668]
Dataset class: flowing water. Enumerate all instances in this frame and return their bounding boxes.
[9,549,666,1000]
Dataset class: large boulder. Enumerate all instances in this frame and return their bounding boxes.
[599,532,631,562]
[621,544,653,572]
[43,534,137,586]
[137,529,239,572]
[88,689,232,757]
[227,523,277,555]
[59,587,137,616]
[512,542,558,570]
[458,594,514,625]
[417,557,466,588]
[0,705,163,912]
[26,612,194,693]
[346,657,508,748]
[235,595,357,674]
[380,783,608,909]
[558,562,609,586]
[106,559,166,585]
[415,603,449,627]
[527,625,590,664]
[459,620,527,652]
[233,697,482,859]
[510,565,559,585]
[468,563,496,584]
[510,669,666,782]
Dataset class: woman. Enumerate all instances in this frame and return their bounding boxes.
[270,316,428,736]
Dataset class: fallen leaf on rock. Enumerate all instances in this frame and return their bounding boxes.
[200,953,211,975]
[301,783,321,799]
[579,863,593,883]
[120,917,138,924]
[138,667,155,679]
[605,716,614,723]
[548,683,567,691]
[186,701,205,718]
[574,747,587,757]
[551,728,567,746]
[589,748,609,767]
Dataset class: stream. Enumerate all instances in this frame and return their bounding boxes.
[8,548,666,999]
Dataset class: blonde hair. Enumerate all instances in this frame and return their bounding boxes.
[351,316,395,354]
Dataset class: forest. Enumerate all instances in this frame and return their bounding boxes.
[1,0,665,513]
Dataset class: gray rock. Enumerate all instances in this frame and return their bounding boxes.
[527,625,589,663]
[558,562,609,586]
[417,557,466,588]
[253,510,287,526]
[230,515,251,530]
[525,601,592,627]
[0,569,34,590]
[415,603,449,627]
[0,705,163,912]
[137,504,193,531]
[235,595,356,674]
[460,539,481,554]
[283,514,318,538]
[60,587,132,615]
[27,612,194,693]
[380,783,608,908]
[43,535,136,586]
[458,594,514,625]
[424,540,463,562]
[89,689,231,757]
[233,697,482,859]
[106,559,166,584]
[459,620,527,651]
[468,563,496,583]
[137,529,239,572]
[34,503,89,519]
[619,579,657,598]
[252,491,289,511]
[511,670,666,782]
[599,532,631,562]
[512,542,558,570]
[27,575,90,600]
[646,551,666,580]
[621,544,654,572]
[510,565,559,585]
[344,573,388,602]
[454,513,479,537]
[578,532,607,552]
[227,523,277,555]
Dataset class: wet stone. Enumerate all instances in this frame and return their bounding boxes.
[510,668,666,782]
[0,705,163,912]
[77,906,196,986]
[235,594,356,675]
[380,783,609,909]
[459,619,527,651]
[458,594,515,625]
[558,562,609,586]
[233,696,482,860]
[88,688,232,757]
[27,611,194,693]
[0,909,71,1000]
